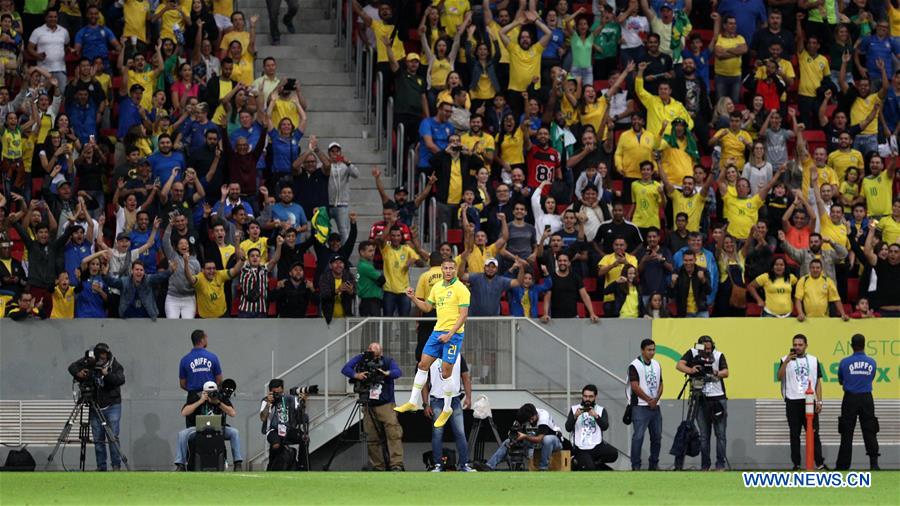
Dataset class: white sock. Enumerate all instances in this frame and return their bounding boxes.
[442,374,458,413]
[408,368,429,406]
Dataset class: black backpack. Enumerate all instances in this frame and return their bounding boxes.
[267,445,298,471]
[1,446,36,471]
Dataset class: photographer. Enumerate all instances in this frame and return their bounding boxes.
[675,336,729,471]
[777,334,826,470]
[484,403,563,471]
[173,381,242,472]
[565,385,618,471]
[340,342,404,471]
[260,379,308,470]
[67,343,125,471]
[628,339,663,471]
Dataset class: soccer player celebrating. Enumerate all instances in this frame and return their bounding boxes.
[396,259,470,428]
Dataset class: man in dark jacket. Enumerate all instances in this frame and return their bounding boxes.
[299,220,357,286]
[13,222,75,313]
[672,58,712,152]
[429,135,484,233]
[671,250,711,317]
[319,255,355,323]
[565,384,618,470]
[273,262,317,318]
[0,234,27,299]
[68,343,126,471]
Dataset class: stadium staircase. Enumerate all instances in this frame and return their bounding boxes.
[238,0,394,257]
[243,317,634,470]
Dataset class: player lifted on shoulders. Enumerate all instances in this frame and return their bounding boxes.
[395,259,469,428]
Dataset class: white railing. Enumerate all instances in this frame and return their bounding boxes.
[393,122,404,188]
[384,96,393,158]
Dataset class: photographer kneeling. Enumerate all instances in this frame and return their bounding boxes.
[340,342,404,471]
[260,379,309,470]
[484,403,563,471]
[174,381,242,471]
[675,335,729,471]
[565,384,618,471]
[67,343,125,471]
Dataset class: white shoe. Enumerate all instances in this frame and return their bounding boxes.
[431,464,443,472]
[461,463,478,472]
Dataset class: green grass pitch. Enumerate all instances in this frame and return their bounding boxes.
[1,471,897,505]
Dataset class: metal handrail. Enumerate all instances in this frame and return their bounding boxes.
[344,0,353,69]
[394,123,404,188]
[521,318,626,408]
[385,97,394,163]
[334,0,342,48]
[364,47,373,125]
[417,172,426,244]
[354,40,363,98]
[441,222,448,244]
[375,72,384,150]
[429,196,437,250]
[406,147,416,198]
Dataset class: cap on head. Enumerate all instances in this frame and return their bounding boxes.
[203,381,217,392]
[406,53,421,62]
[484,257,499,267]
[328,142,341,151]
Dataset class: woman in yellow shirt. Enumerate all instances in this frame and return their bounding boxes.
[748,256,797,317]
[436,71,470,110]
[495,114,525,173]
[421,17,464,93]
[715,234,747,316]
[466,36,502,109]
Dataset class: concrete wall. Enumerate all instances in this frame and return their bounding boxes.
[0,318,895,471]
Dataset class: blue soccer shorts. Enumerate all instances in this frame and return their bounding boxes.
[422,331,464,364]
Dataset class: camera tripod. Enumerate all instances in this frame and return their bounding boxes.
[322,396,389,471]
[45,396,130,471]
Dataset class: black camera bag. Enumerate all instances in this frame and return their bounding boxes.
[1,446,35,471]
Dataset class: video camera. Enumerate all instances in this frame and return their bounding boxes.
[208,378,237,402]
[506,420,538,471]
[687,344,717,393]
[73,344,113,402]
[350,351,385,394]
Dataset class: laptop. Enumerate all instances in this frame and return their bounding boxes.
[195,415,223,432]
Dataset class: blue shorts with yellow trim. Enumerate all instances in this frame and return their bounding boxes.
[422,331,464,364]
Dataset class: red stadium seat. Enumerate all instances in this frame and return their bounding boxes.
[577,302,586,318]
[583,277,597,293]
[501,300,510,316]
[591,301,604,317]
[593,80,609,91]
[847,277,859,304]
[746,303,762,317]
[447,228,464,246]
[693,29,713,45]
[803,130,826,153]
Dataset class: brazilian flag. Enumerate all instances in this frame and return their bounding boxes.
[311,206,331,244]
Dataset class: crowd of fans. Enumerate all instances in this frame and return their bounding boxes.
[0,0,898,321]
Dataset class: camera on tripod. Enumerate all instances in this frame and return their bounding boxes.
[687,345,717,393]
[350,351,385,394]
[505,420,538,471]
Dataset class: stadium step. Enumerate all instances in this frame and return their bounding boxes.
[245,0,388,259]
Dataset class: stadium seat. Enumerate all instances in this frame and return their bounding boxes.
[803,130,826,153]
[746,303,762,317]
[446,228,464,246]
[847,277,859,304]
[577,302,585,318]
[694,29,713,45]
[591,301,604,317]
[501,300,510,316]
[583,277,597,293]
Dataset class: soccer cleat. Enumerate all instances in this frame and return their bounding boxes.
[434,409,452,428]
[461,464,478,472]
[394,402,420,413]
[431,464,443,472]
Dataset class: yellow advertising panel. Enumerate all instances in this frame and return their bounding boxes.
[651,319,900,399]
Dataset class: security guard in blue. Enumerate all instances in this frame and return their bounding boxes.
[835,333,880,470]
